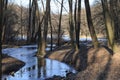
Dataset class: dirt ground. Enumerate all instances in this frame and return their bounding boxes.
[2,54,25,75]
[46,44,120,80]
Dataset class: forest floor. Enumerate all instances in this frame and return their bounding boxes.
[45,44,120,80]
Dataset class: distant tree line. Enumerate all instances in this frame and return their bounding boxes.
[0,0,120,57]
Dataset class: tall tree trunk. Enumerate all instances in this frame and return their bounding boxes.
[27,0,32,43]
[57,0,64,46]
[0,0,4,78]
[31,0,37,42]
[38,0,51,57]
[84,0,99,48]
[110,0,120,40]
[37,4,45,57]
[48,2,53,51]
[38,20,43,56]
[49,9,53,51]
[74,0,77,50]
[68,0,75,49]
[107,0,120,53]
[101,0,114,50]
[2,0,8,43]
[76,0,81,50]
[20,2,23,39]
[43,0,50,42]
[37,1,44,56]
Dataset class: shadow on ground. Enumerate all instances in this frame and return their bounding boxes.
[45,44,120,80]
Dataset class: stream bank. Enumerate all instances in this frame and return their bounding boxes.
[2,54,25,74]
[46,44,120,80]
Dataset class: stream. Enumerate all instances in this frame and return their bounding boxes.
[2,45,77,80]
[2,37,107,80]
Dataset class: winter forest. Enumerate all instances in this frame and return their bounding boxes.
[0,0,120,80]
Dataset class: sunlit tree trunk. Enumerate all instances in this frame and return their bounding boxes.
[38,0,51,57]
[37,1,44,56]
[101,0,120,53]
[42,0,50,55]
[37,16,44,56]
[68,0,75,49]
[110,0,120,41]
[57,0,64,46]
[37,0,46,57]
[84,0,99,48]
[101,0,114,50]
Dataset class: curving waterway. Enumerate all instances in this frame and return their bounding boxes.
[2,45,77,80]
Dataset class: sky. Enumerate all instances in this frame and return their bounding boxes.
[13,0,95,6]
[11,0,95,14]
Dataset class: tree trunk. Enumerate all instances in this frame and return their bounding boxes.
[74,0,77,50]
[48,3,53,51]
[2,0,8,43]
[27,0,32,43]
[49,10,53,51]
[76,0,81,50]
[0,0,4,78]
[31,0,37,43]
[68,0,75,49]
[20,2,23,39]
[110,0,120,41]
[109,0,120,53]
[84,0,99,48]
[37,0,51,57]
[101,0,114,50]
[37,18,44,56]
[57,0,64,46]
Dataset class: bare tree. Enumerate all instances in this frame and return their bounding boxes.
[110,0,120,41]
[101,0,114,50]
[20,1,23,39]
[74,0,81,50]
[27,0,32,43]
[68,0,75,49]
[0,0,4,78]
[84,0,99,48]
[49,7,53,51]
[57,0,64,46]
[74,0,77,49]
[2,0,8,43]
[31,0,37,42]
[101,0,120,53]
[37,0,51,57]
